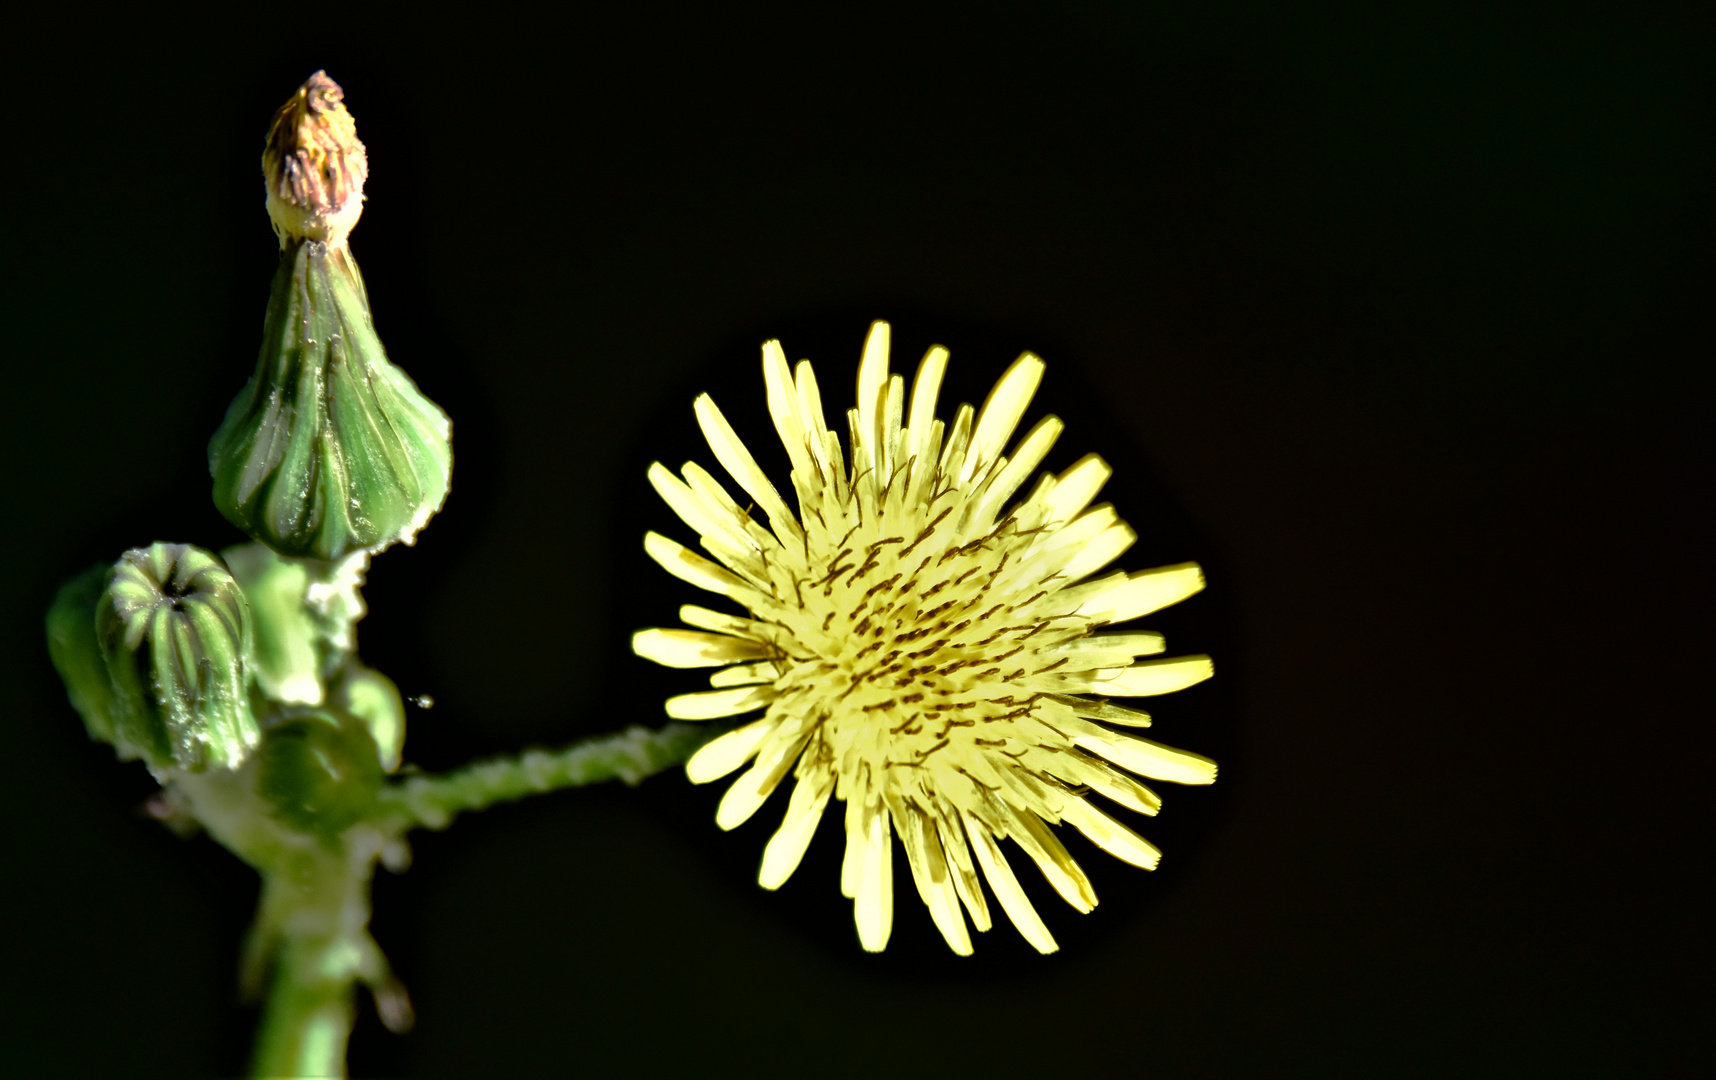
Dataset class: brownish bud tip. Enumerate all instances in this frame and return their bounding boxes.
[262,71,368,245]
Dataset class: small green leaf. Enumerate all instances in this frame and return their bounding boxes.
[46,565,123,751]
[329,663,406,773]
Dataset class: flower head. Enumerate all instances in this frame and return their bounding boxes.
[634,321,1215,954]
[51,543,261,776]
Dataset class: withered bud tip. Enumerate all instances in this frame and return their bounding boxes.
[262,70,369,246]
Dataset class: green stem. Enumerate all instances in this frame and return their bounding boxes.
[249,931,355,1080]
[245,835,396,1080]
[230,723,704,1076]
[373,723,707,832]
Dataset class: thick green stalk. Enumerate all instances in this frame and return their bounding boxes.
[244,830,395,1080]
[374,724,707,831]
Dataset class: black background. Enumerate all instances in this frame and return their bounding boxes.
[3,4,1709,1077]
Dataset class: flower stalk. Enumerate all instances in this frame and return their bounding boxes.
[373,724,710,832]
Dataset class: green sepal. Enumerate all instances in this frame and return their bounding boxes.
[46,565,125,752]
[209,238,452,562]
[254,706,385,836]
[93,544,260,774]
[328,663,405,773]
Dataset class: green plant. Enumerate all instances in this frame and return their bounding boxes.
[44,72,703,1079]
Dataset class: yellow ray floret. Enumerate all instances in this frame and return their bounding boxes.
[633,320,1216,955]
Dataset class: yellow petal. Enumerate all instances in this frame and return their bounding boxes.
[1006,809,1097,913]
[708,661,777,687]
[854,805,894,952]
[972,415,1062,532]
[714,722,812,830]
[762,340,814,480]
[936,404,974,489]
[855,321,891,467]
[663,685,776,721]
[631,628,769,669]
[1054,695,1154,727]
[905,345,948,475]
[1074,730,1218,785]
[967,352,1045,484]
[646,462,759,565]
[693,394,801,542]
[1085,632,1167,657]
[840,792,865,899]
[1060,798,1161,869]
[1057,520,1138,584]
[1032,748,1162,816]
[685,717,774,783]
[1039,453,1110,524]
[963,811,1057,954]
[1096,654,1214,696]
[794,360,830,449]
[1079,562,1205,623]
[759,769,834,890]
[936,813,991,933]
[643,532,754,602]
[1043,693,1153,728]
[678,604,775,641]
[891,793,971,955]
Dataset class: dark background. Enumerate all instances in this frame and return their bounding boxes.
[3,4,1709,1077]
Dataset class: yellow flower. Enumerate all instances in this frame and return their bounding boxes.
[633,321,1216,954]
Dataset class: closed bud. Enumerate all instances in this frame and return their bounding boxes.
[262,71,367,248]
[209,73,451,562]
[255,707,385,836]
[92,544,260,775]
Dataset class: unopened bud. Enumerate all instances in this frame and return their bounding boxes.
[262,71,367,247]
[212,72,451,562]
[255,706,384,835]
[92,544,259,774]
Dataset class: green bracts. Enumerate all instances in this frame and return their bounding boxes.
[209,239,451,562]
[47,543,260,775]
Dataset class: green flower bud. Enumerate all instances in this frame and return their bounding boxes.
[255,707,384,835]
[328,663,405,773]
[92,544,260,774]
[209,73,451,562]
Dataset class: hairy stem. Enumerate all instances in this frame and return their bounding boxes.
[373,724,707,832]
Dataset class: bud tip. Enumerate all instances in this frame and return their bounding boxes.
[263,70,368,246]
